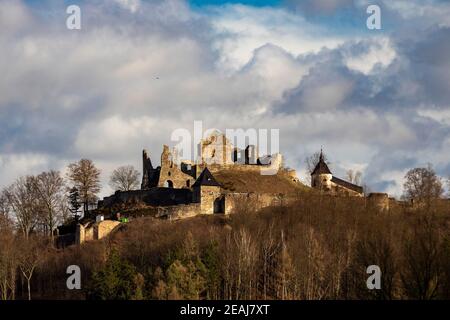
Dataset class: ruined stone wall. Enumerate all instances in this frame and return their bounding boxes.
[95,220,121,240]
[158,145,196,189]
[76,222,94,245]
[85,226,94,241]
[197,154,283,176]
[76,220,119,244]
[286,169,300,183]
[224,192,295,214]
[201,132,235,165]
[157,203,201,220]
[332,183,364,197]
[156,191,295,219]
[75,224,84,245]
[100,188,193,208]
[141,150,160,189]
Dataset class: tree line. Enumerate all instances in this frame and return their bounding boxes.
[0,153,449,300]
[24,192,450,300]
[0,159,141,300]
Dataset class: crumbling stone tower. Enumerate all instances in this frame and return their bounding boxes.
[141,149,160,189]
[158,145,196,189]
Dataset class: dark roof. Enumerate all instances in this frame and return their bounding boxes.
[331,176,364,194]
[311,151,332,175]
[193,168,221,187]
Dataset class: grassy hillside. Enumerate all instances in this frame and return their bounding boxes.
[213,168,310,194]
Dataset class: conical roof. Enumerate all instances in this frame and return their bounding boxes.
[311,150,332,175]
[193,167,221,187]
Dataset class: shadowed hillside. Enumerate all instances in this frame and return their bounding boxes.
[25,195,450,300]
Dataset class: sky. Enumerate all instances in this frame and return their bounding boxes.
[190,0,280,6]
[0,0,450,198]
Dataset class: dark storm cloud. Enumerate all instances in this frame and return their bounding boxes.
[407,27,450,107]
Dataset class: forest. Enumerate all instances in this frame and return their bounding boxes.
[0,160,449,300]
[1,194,449,300]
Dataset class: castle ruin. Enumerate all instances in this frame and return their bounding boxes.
[73,133,390,245]
[98,131,288,219]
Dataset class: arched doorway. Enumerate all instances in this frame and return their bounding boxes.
[214,196,225,214]
[164,180,174,188]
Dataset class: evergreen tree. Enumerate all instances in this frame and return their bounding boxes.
[68,187,81,221]
[87,250,143,300]
[202,240,222,299]
[155,233,207,300]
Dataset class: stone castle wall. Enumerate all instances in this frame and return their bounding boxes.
[158,191,296,219]
[198,153,283,176]
[157,203,201,220]
[333,183,364,197]
[100,188,193,208]
[224,192,296,214]
[95,220,121,240]
[76,220,121,244]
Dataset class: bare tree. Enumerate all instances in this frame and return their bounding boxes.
[274,230,296,300]
[4,176,41,239]
[109,165,140,191]
[32,171,66,238]
[403,164,444,204]
[67,159,101,213]
[17,236,44,301]
[0,191,12,231]
[401,217,443,299]
[303,227,327,300]
[0,192,17,300]
[0,230,17,300]
[232,227,258,299]
[260,223,280,299]
[346,169,362,185]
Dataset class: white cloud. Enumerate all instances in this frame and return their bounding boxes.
[210,5,345,71]
[418,108,450,126]
[383,0,450,26]
[113,0,141,13]
[0,0,33,35]
[344,38,396,75]
[0,153,53,186]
